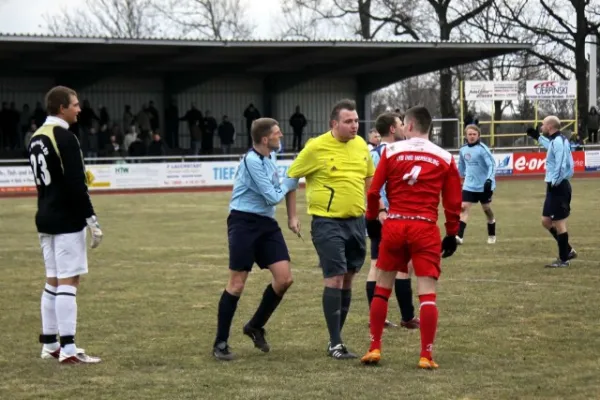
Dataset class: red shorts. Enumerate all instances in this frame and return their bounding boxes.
[376,220,442,279]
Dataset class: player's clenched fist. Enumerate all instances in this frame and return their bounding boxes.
[441,235,457,258]
[86,216,103,249]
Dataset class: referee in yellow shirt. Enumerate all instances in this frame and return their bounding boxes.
[287,99,375,359]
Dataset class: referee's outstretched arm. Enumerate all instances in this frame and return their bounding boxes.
[58,129,95,218]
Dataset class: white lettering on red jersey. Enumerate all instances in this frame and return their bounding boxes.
[366,137,462,236]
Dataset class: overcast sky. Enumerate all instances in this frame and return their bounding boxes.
[0,0,281,37]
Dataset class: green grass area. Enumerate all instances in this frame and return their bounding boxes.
[1,178,599,400]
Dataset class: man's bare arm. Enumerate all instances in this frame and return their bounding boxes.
[286,190,301,235]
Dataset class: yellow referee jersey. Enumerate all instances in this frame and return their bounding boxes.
[287,131,375,218]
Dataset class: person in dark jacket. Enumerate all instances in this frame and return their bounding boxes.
[218,115,235,154]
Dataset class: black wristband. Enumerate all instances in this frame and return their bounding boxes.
[379,208,387,213]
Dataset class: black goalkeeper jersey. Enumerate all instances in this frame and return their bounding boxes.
[28,117,95,235]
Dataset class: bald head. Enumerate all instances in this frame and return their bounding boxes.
[541,116,561,135]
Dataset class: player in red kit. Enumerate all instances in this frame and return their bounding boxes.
[360,106,462,369]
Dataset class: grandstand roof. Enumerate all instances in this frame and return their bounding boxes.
[0,33,531,92]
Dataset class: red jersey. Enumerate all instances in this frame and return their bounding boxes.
[366,137,462,236]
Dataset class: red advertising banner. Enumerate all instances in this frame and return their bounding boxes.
[513,151,585,174]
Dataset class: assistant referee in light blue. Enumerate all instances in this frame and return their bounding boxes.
[229,144,297,218]
[456,124,497,244]
[526,116,576,268]
[213,117,299,361]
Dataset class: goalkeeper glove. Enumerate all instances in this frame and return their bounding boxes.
[86,215,103,249]
[526,126,540,140]
[483,179,493,194]
[441,235,457,258]
[366,219,382,240]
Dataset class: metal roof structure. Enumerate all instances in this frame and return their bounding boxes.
[0,33,531,93]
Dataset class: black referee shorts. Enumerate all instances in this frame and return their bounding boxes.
[227,210,290,272]
[542,181,571,221]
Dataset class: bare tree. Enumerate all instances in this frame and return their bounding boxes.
[156,0,254,40]
[279,0,494,147]
[420,0,493,147]
[457,1,546,123]
[481,0,600,136]
[372,75,441,116]
[43,0,163,38]
[278,0,424,40]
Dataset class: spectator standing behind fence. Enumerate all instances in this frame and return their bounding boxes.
[202,110,218,155]
[99,105,110,128]
[20,104,31,137]
[137,104,151,146]
[24,122,36,149]
[244,103,261,148]
[148,101,160,132]
[289,106,307,151]
[181,103,203,154]
[122,105,134,133]
[588,107,599,143]
[165,99,180,149]
[219,115,235,154]
[86,127,99,161]
[0,101,18,149]
[79,100,100,149]
[34,102,47,129]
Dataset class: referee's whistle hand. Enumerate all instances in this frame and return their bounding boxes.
[288,217,301,234]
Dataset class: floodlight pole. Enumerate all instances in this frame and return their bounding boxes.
[589,34,597,109]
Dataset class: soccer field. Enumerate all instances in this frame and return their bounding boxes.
[1,178,599,400]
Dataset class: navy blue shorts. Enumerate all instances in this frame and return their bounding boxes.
[542,181,571,221]
[227,210,290,272]
[370,237,380,260]
[462,190,493,204]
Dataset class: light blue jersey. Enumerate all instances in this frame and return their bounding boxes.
[537,133,580,152]
[370,143,389,208]
[539,132,574,185]
[229,149,298,219]
[458,142,496,192]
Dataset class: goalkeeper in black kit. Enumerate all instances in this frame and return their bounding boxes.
[29,86,104,364]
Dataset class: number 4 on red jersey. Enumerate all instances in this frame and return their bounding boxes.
[366,137,462,236]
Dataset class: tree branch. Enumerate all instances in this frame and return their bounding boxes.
[539,0,575,37]
[448,0,492,31]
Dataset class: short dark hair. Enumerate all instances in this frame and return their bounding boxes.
[375,112,401,137]
[404,106,432,134]
[330,99,357,121]
[251,118,279,144]
[45,86,77,115]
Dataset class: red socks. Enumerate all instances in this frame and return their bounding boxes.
[368,286,392,351]
[419,293,438,360]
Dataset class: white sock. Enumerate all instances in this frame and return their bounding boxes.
[56,285,78,355]
[41,284,58,337]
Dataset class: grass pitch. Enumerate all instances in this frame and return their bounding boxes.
[0,178,599,400]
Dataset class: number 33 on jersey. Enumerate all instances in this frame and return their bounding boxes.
[365,137,462,230]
